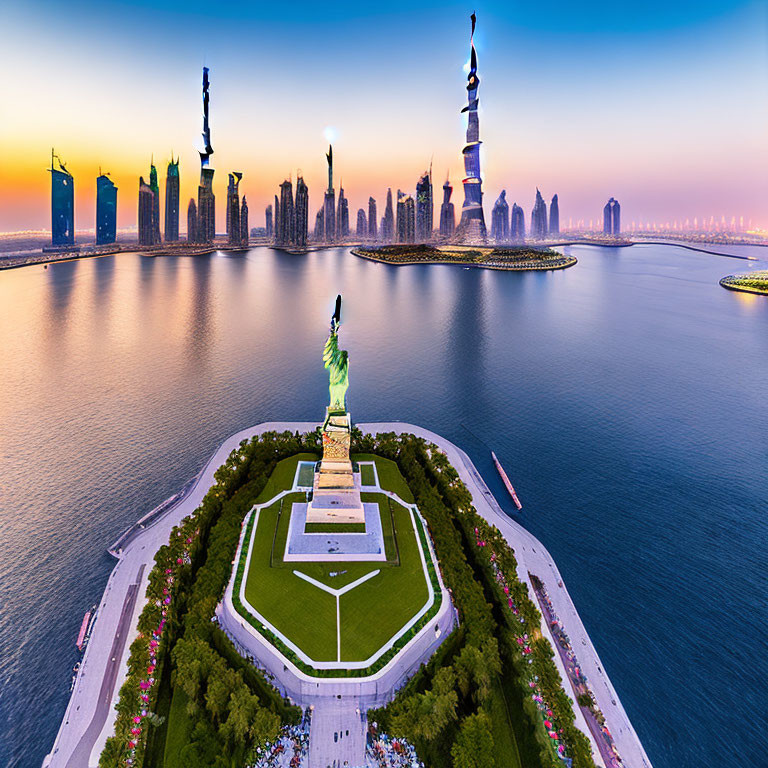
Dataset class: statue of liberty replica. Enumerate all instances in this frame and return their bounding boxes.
[307,295,365,523]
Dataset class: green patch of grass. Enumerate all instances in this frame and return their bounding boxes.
[339,502,429,661]
[484,677,524,768]
[353,454,414,503]
[360,463,376,486]
[305,522,366,533]
[244,500,338,661]
[256,453,318,502]
[163,686,193,768]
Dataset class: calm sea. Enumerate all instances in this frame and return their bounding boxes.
[0,244,766,768]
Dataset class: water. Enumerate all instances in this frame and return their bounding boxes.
[0,244,766,768]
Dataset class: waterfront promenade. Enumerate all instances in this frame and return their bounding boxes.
[44,420,652,768]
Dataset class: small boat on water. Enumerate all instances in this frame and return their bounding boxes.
[75,604,98,651]
[491,451,523,510]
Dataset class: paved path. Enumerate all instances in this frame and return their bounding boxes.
[66,566,144,768]
[308,700,367,768]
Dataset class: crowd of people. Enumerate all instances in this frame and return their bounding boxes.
[365,729,423,768]
[250,709,311,768]
[533,580,623,768]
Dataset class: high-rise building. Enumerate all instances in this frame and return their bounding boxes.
[187,199,197,242]
[491,190,509,242]
[456,14,487,243]
[138,177,155,246]
[603,197,621,235]
[149,161,161,244]
[277,179,294,246]
[227,172,243,245]
[265,204,273,237]
[239,197,248,245]
[381,188,395,243]
[356,208,367,238]
[96,172,117,245]
[274,195,280,241]
[530,189,547,239]
[314,209,325,241]
[511,203,525,241]
[549,194,560,236]
[295,175,309,247]
[439,176,455,239]
[323,145,336,243]
[49,151,75,247]
[396,191,415,243]
[196,67,215,243]
[337,185,350,240]
[164,157,180,241]
[416,170,433,242]
[367,197,377,240]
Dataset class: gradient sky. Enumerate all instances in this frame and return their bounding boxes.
[2,0,767,233]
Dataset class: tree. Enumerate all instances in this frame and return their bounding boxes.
[450,713,496,768]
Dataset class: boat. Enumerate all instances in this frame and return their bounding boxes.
[491,451,523,510]
[75,610,91,650]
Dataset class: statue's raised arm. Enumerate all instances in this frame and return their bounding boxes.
[323,295,349,414]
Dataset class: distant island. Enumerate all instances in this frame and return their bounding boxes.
[352,244,577,271]
[720,271,768,295]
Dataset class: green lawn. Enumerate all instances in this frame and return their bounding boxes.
[305,522,366,533]
[242,455,433,664]
[163,686,193,768]
[485,678,524,768]
[359,463,377,486]
[256,453,318,503]
[352,454,415,502]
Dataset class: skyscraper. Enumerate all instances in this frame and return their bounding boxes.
[149,161,161,244]
[603,197,621,235]
[396,191,415,243]
[549,194,560,236]
[530,189,547,239]
[164,157,180,242]
[138,177,155,246]
[49,151,75,247]
[439,176,455,239]
[381,188,395,243]
[196,67,215,243]
[337,185,350,240]
[277,179,294,246]
[240,197,249,245]
[511,203,525,242]
[356,208,367,238]
[265,204,273,237]
[295,176,309,247]
[96,172,117,245]
[416,170,433,242]
[491,190,510,242]
[368,197,377,240]
[323,145,336,243]
[456,14,487,243]
[187,199,197,242]
[274,195,280,241]
[314,209,324,241]
[226,172,242,245]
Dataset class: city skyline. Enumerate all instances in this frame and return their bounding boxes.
[2,0,767,234]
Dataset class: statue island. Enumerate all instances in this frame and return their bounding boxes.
[306,294,366,524]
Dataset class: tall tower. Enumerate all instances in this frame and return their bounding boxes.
[277,179,294,246]
[149,160,161,244]
[416,170,433,242]
[164,157,180,242]
[356,208,367,238]
[138,177,154,246]
[96,172,117,245]
[549,194,560,236]
[196,67,215,243]
[382,188,394,243]
[337,183,349,239]
[511,203,525,241]
[265,204,273,237]
[323,145,336,243]
[491,190,509,242]
[226,172,242,245]
[603,197,620,235]
[187,199,197,242]
[456,14,487,243]
[439,175,455,239]
[531,189,547,239]
[240,196,249,244]
[295,175,309,247]
[49,151,75,247]
[367,197,377,240]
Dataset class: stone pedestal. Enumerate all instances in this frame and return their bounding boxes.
[307,409,365,524]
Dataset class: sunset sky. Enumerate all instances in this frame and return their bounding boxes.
[2,0,767,233]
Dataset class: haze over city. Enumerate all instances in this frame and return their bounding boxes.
[3,0,767,234]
